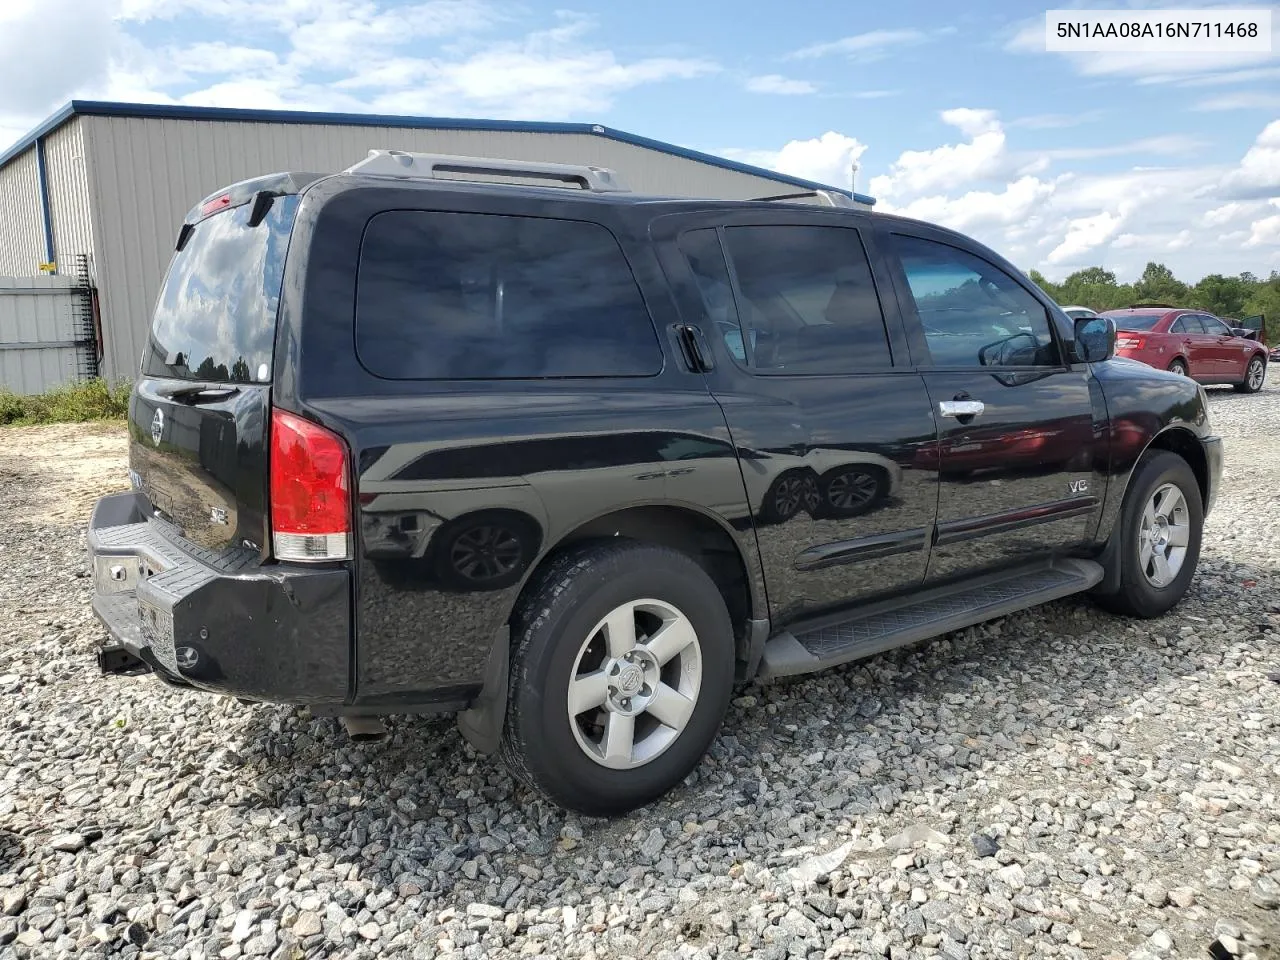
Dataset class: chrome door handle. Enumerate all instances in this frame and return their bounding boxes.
[939,400,985,418]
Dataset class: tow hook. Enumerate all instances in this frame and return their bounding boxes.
[97,645,152,677]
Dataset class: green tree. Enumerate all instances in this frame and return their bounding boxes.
[1242,271,1280,332]
[1056,267,1134,311]
[1133,262,1188,306]
[1189,273,1249,318]
[1027,269,1062,302]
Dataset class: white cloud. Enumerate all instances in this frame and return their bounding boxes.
[789,28,929,60]
[884,177,1059,235]
[723,131,868,191]
[1041,134,1207,161]
[1194,91,1280,111]
[745,74,817,95]
[1202,201,1266,227]
[354,22,718,121]
[1219,120,1280,199]
[1174,66,1280,88]
[868,109,1010,199]
[0,0,118,116]
[1009,109,1108,130]
[1245,212,1280,246]
[1048,211,1125,264]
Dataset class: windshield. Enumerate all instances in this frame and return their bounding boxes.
[142,195,299,382]
[1104,312,1163,331]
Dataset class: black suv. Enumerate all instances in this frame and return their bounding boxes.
[89,151,1223,815]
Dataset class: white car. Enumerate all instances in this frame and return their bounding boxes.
[1061,305,1098,321]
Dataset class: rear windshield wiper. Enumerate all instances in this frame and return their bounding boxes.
[156,382,242,403]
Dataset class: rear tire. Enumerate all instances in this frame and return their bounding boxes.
[1235,355,1266,394]
[1093,450,1202,619]
[499,541,735,816]
[1168,358,1188,377]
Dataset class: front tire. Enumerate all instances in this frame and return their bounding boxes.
[1235,355,1266,394]
[1093,450,1202,619]
[499,541,735,816]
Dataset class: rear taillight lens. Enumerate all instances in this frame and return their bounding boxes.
[1116,336,1145,349]
[270,409,352,562]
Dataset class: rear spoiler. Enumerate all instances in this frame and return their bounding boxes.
[177,171,324,249]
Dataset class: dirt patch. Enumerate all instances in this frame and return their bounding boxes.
[0,422,129,527]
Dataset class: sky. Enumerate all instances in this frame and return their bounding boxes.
[0,0,1277,283]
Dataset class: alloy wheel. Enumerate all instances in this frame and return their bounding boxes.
[566,599,702,770]
[1138,482,1190,588]
[1248,358,1265,390]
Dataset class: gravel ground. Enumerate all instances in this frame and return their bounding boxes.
[1,385,1278,960]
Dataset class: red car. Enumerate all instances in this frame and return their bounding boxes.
[1101,306,1269,393]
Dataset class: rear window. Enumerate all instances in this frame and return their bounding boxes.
[1104,312,1163,331]
[143,195,298,382]
[355,211,662,379]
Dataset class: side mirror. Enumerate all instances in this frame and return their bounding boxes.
[1073,315,1116,363]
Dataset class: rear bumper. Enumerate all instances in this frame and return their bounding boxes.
[88,491,351,704]
[1201,435,1223,517]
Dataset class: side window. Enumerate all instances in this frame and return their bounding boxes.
[715,225,892,373]
[1170,317,1187,334]
[1202,316,1231,336]
[355,211,662,379]
[892,234,1060,368]
[678,229,750,363]
[1180,314,1206,334]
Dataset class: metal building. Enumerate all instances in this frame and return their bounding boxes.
[0,100,874,392]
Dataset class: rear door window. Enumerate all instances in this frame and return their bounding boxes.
[143,195,299,382]
[1180,315,1207,334]
[355,211,662,379]
[685,224,892,374]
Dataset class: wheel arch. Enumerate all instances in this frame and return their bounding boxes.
[529,504,764,646]
[1092,424,1207,596]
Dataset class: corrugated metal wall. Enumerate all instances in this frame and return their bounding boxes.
[0,148,46,277]
[43,118,96,278]
[83,115,842,380]
[0,275,84,393]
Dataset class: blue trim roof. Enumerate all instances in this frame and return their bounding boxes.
[0,100,876,205]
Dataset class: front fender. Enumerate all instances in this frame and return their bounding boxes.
[1091,358,1212,546]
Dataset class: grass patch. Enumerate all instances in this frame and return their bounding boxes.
[0,378,131,426]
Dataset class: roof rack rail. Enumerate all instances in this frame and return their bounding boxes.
[344,150,630,193]
[752,189,857,208]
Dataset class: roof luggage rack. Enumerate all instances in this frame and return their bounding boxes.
[752,189,857,208]
[344,150,631,193]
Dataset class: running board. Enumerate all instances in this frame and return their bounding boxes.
[757,558,1103,680]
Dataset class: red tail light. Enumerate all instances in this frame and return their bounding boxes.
[270,409,352,561]
[1115,336,1145,350]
